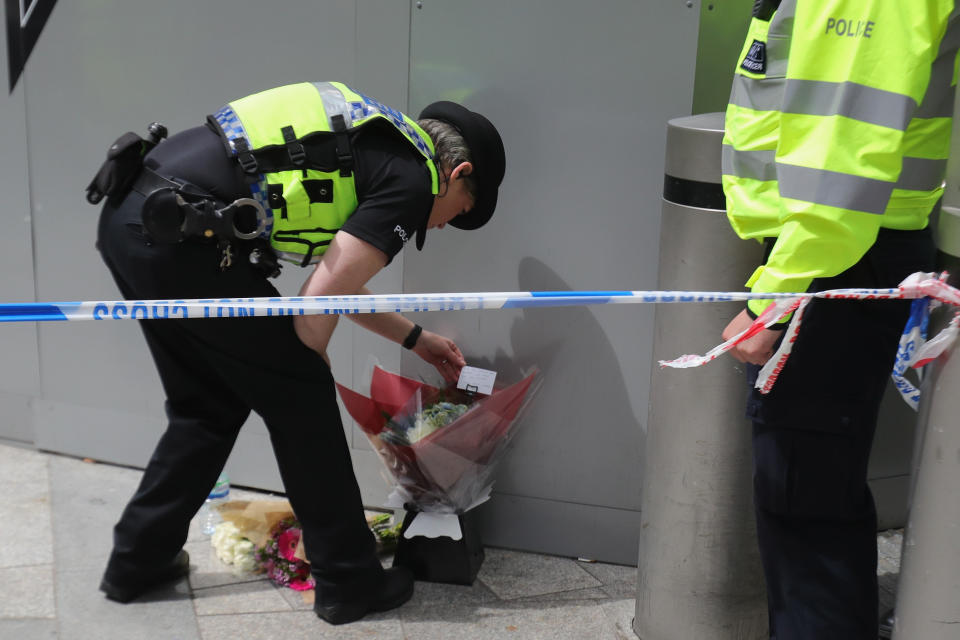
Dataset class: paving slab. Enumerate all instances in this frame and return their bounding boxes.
[196,611,404,639]
[0,444,908,640]
[601,580,637,600]
[510,586,610,604]
[404,578,500,609]
[48,456,142,572]
[578,559,637,599]
[276,585,317,612]
[400,601,617,640]
[0,446,53,568]
[477,548,601,600]
[0,500,53,569]
[192,580,292,616]
[0,564,55,619]
[0,442,48,484]
[599,597,638,639]
[0,619,59,640]
[55,566,199,640]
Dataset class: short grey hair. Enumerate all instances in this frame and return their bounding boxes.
[417,118,477,197]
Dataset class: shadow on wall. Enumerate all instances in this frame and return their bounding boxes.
[468,257,645,509]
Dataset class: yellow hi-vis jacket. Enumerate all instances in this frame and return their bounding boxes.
[209,82,439,265]
[722,0,960,316]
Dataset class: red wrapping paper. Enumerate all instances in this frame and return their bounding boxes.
[336,366,538,511]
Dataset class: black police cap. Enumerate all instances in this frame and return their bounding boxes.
[418,101,506,231]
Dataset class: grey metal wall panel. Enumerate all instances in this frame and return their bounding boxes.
[406,0,702,561]
[0,11,40,442]
[477,493,644,566]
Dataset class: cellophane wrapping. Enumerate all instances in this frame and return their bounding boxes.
[337,366,540,513]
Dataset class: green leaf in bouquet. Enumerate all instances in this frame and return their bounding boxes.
[368,513,393,530]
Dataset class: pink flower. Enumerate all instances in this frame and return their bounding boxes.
[268,565,289,586]
[254,518,317,592]
[289,576,315,591]
[277,528,301,562]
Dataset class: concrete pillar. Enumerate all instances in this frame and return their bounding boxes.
[634,113,767,640]
[891,205,960,640]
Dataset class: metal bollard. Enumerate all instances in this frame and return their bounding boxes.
[891,205,960,640]
[633,113,767,639]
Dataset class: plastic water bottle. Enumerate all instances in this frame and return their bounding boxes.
[200,472,230,535]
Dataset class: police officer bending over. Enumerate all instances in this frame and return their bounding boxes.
[89,82,505,624]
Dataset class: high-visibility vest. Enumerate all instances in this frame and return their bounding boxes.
[722,0,959,314]
[209,82,439,265]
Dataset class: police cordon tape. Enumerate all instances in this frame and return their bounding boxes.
[658,272,960,405]
[1,271,958,404]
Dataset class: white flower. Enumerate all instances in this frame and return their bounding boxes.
[231,540,258,574]
[211,521,256,574]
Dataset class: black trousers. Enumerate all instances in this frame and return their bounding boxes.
[745,228,935,640]
[97,190,382,599]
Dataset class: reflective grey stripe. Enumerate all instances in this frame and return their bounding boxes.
[916,54,957,119]
[766,0,795,76]
[916,16,960,119]
[311,82,353,128]
[896,157,947,191]
[730,74,916,130]
[768,0,796,37]
[778,164,893,214]
[765,35,789,77]
[783,79,917,131]
[722,145,777,181]
[729,74,786,111]
[724,147,944,194]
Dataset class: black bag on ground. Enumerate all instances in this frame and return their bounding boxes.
[393,508,485,585]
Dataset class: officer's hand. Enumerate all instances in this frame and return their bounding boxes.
[413,330,466,383]
[722,309,783,365]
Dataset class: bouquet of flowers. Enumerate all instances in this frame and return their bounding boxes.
[255,516,314,591]
[336,366,541,514]
[209,501,401,590]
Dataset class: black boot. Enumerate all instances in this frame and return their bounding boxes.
[314,566,414,625]
[100,549,191,603]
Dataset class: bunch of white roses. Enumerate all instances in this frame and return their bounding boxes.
[211,521,257,575]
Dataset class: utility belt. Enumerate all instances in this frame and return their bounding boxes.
[134,168,278,275]
[86,122,281,278]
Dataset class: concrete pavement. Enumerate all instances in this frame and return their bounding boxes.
[0,442,903,639]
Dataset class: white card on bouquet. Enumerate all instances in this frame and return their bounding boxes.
[457,366,496,395]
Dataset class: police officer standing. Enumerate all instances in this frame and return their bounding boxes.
[719,2,957,639]
[90,82,505,625]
